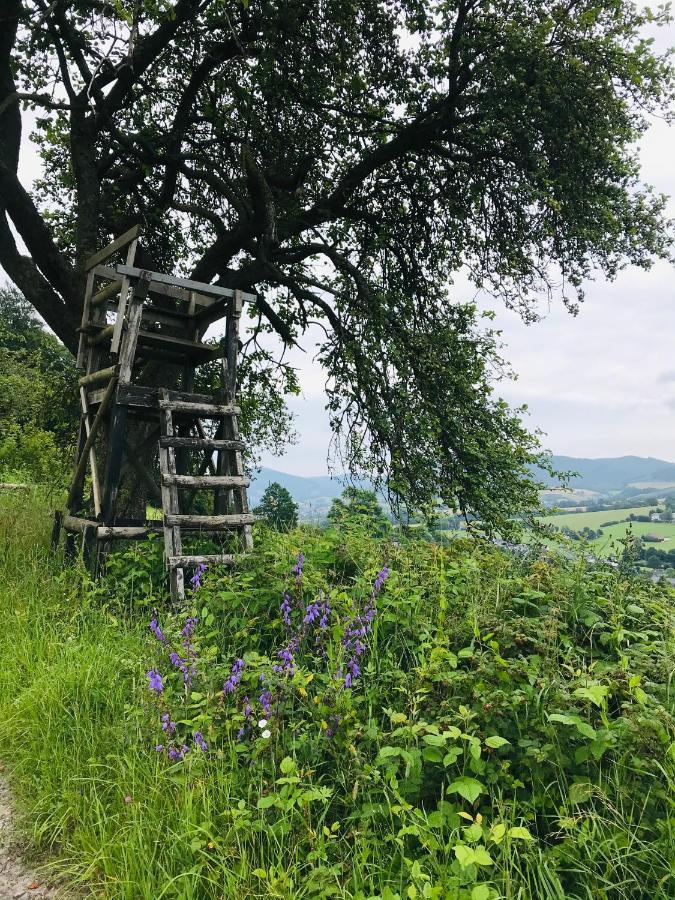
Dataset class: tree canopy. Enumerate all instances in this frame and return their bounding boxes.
[253,481,299,530]
[1,1,672,531]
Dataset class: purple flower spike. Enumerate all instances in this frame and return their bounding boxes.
[292,552,305,582]
[190,563,207,590]
[149,616,166,643]
[146,669,164,693]
[193,731,208,752]
[224,658,245,695]
[182,617,198,638]
[280,592,293,628]
[161,713,176,735]
[155,744,164,753]
[259,689,272,716]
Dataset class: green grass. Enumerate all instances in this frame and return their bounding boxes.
[539,506,653,530]
[0,491,674,898]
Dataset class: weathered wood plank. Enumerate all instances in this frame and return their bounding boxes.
[85,225,141,271]
[87,324,115,347]
[79,385,102,516]
[164,513,256,527]
[159,399,240,417]
[96,524,162,538]
[89,279,122,308]
[161,474,250,488]
[167,554,236,569]
[78,365,118,387]
[63,514,99,533]
[67,376,117,510]
[115,264,256,304]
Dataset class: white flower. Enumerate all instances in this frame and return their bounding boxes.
[258,718,268,728]
[261,729,271,739]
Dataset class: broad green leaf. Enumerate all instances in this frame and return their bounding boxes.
[279,755,296,775]
[454,844,475,868]
[484,735,510,749]
[472,886,491,900]
[490,822,506,843]
[256,795,276,809]
[508,826,534,841]
[473,846,494,866]
[448,777,485,804]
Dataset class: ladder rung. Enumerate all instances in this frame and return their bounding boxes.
[159,399,240,417]
[161,474,249,488]
[167,554,236,569]
[164,513,255,528]
[137,329,220,360]
[159,436,246,450]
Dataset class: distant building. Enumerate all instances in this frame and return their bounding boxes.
[650,512,661,522]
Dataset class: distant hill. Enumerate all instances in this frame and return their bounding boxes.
[538,456,675,494]
[251,457,675,514]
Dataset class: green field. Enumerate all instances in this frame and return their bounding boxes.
[538,506,675,556]
[540,506,653,530]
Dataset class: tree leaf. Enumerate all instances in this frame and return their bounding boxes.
[447,777,485,804]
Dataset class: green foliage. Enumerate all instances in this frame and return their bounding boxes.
[9,1,674,526]
[0,287,78,484]
[253,481,299,530]
[0,493,673,898]
[327,486,392,536]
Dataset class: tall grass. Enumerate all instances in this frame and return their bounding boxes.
[0,491,673,898]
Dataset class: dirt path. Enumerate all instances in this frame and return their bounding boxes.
[0,772,68,899]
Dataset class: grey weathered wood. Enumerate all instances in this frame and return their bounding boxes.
[159,436,245,450]
[67,376,116,510]
[167,554,236,569]
[159,399,240,417]
[116,263,256,303]
[76,268,96,370]
[89,279,122,308]
[123,439,162,502]
[78,365,118,387]
[164,513,256,527]
[87,323,115,346]
[85,224,141,271]
[111,236,140,355]
[0,482,29,490]
[63,514,99,533]
[96,524,162,538]
[79,386,102,517]
[158,389,184,601]
[118,272,151,383]
[162,474,250,488]
[136,329,222,361]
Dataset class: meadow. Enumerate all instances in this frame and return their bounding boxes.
[538,508,653,531]
[0,489,673,899]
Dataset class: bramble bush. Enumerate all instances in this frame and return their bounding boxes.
[0,493,673,899]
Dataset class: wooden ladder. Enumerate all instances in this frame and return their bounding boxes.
[158,391,254,601]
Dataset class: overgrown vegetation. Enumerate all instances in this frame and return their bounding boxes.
[0,288,78,484]
[0,490,673,899]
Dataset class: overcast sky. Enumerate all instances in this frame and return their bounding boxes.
[5,14,674,477]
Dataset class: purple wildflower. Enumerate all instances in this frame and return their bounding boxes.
[146,669,164,693]
[181,617,198,639]
[303,601,320,625]
[237,727,246,741]
[243,696,252,718]
[259,689,272,716]
[168,746,185,762]
[280,592,293,628]
[168,651,195,685]
[193,731,208,752]
[190,563,207,590]
[161,713,176,735]
[340,565,389,689]
[155,744,164,753]
[224,658,245,695]
[292,552,305,583]
[272,643,296,677]
[149,616,166,643]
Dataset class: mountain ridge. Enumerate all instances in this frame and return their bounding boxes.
[250,455,675,506]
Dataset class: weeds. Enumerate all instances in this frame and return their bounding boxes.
[0,495,673,898]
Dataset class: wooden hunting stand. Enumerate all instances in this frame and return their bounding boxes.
[52,226,255,600]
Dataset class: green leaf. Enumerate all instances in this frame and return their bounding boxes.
[256,795,276,809]
[472,846,494,866]
[279,756,296,775]
[472,886,491,900]
[490,822,506,844]
[447,777,485,804]
[454,844,475,868]
[508,826,534,841]
[484,735,510,749]
[443,747,462,767]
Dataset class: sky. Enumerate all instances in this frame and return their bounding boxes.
[4,13,674,477]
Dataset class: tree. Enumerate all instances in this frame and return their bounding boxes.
[328,487,391,536]
[253,481,299,530]
[1,2,672,531]
[0,286,79,481]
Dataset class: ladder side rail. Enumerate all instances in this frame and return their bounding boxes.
[158,390,184,602]
[110,236,140,355]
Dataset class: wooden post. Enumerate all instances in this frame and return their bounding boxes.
[67,375,117,512]
[50,510,63,551]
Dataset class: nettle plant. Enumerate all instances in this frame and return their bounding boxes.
[145,553,389,764]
